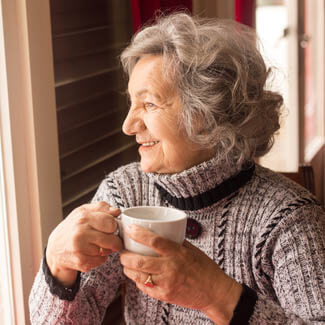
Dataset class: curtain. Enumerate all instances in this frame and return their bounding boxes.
[131,0,192,33]
[235,0,256,27]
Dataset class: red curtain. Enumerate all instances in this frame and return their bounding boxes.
[235,0,256,27]
[131,0,192,33]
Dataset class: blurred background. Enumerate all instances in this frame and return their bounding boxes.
[0,0,324,323]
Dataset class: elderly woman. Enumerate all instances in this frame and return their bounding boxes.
[30,13,325,324]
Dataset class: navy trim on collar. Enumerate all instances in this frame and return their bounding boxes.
[155,164,255,211]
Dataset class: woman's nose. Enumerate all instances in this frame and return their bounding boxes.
[122,109,145,136]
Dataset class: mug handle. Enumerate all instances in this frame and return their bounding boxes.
[113,207,125,238]
[115,217,123,239]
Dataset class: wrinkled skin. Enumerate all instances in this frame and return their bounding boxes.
[46,201,123,287]
[46,201,242,323]
[120,224,242,324]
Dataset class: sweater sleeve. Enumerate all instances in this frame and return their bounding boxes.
[29,177,126,324]
[249,203,325,324]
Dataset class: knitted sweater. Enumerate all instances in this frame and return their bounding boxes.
[29,157,325,324]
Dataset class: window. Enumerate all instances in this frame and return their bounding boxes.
[256,0,299,172]
[256,0,325,171]
[0,0,63,322]
[303,0,325,161]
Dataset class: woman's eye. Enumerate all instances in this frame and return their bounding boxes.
[144,102,157,110]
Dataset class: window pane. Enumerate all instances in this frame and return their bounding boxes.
[304,0,325,160]
[256,0,299,171]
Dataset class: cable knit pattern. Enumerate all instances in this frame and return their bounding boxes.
[29,156,325,324]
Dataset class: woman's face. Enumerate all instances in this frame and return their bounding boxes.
[122,55,215,174]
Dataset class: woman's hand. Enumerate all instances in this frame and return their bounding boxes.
[46,201,123,287]
[120,225,242,324]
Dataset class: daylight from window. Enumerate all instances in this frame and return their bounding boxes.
[256,0,298,171]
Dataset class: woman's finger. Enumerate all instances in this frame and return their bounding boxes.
[82,201,120,216]
[124,224,180,256]
[120,251,162,274]
[123,267,183,304]
[98,247,112,256]
[78,211,119,234]
[81,243,112,257]
[60,252,108,273]
[87,230,124,252]
[123,267,161,287]
[75,242,104,256]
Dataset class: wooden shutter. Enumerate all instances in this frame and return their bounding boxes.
[50,0,138,218]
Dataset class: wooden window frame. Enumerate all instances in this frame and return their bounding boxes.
[0,0,62,323]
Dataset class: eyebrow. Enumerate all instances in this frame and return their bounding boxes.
[126,88,162,101]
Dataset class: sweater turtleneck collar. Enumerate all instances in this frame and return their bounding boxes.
[147,155,255,211]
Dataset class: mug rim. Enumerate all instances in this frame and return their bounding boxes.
[121,206,187,223]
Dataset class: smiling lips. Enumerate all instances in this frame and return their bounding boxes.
[141,141,159,147]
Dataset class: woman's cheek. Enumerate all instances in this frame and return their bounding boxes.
[144,113,165,136]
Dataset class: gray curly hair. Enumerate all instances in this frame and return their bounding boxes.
[120,13,283,166]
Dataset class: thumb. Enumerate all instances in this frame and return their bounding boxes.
[108,206,121,217]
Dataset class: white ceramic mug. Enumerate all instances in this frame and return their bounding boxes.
[117,206,187,256]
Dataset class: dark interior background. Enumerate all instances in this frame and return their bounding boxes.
[50,0,139,218]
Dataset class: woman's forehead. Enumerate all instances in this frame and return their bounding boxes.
[128,55,176,100]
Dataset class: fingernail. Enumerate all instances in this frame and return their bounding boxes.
[109,206,119,211]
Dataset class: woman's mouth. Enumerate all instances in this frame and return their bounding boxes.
[139,141,159,152]
[142,141,159,147]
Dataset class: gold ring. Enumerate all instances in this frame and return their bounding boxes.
[144,274,155,288]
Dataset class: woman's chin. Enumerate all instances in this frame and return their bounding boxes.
[140,161,178,174]
[140,159,168,174]
[140,160,157,173]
